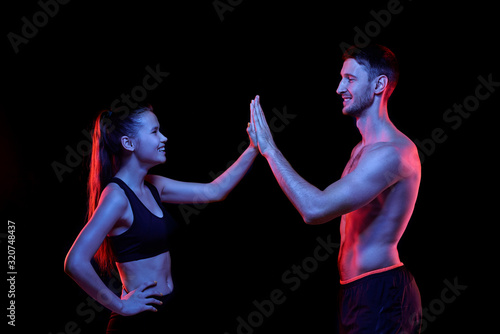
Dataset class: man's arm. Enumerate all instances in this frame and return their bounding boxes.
[250,95,404,224]
[263,144,403,224]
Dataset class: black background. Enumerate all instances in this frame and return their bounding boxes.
[2,0,497,333]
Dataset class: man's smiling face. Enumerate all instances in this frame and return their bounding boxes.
[336,58,375,118]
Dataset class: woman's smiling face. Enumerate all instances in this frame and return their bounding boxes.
[133,111,168,166]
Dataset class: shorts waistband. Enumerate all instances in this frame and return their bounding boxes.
[340,262,404,285]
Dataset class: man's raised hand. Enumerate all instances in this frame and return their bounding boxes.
[250,95,277,156]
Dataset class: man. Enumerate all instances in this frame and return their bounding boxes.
[249,44,422,333]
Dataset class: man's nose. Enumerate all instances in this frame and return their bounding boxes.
[336,79,346,95]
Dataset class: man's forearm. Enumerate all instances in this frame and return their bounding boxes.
[263,147,322,223]
[251,95,326,223]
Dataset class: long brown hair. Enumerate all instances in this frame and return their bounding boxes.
[88,106,152,274]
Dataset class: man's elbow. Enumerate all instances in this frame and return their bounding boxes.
[303,214,326,225]
[301,207,326,225]
[301,206,341,225]
[303,215,318,225]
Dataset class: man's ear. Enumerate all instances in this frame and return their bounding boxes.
[120,136,135,152]
[374,75,389,95]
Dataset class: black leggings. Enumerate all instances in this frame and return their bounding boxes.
[106,290,178,333]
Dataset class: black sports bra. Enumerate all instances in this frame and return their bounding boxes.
[107,177,178,263]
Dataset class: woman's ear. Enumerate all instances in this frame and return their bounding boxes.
[374,75,389,95]
[120,136,135,152]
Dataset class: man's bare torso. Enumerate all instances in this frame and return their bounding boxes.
[338,131,421,282]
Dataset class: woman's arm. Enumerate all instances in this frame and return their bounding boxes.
[64,185,163,315]
[147,145,258,203]
[147,121,259,204]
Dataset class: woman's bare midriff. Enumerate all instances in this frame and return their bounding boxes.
[116,252,174,295]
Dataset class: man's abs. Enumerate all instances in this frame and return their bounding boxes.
[338,236,402,283]
[338,207,406,283]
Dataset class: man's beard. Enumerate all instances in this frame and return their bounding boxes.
[343,91,374,118]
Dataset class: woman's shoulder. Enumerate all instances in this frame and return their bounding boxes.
[100,182,129,209]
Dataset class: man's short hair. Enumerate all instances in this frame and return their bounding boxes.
[343,44,400,97]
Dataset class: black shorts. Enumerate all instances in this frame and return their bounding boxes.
[338,266,422,334]
[106,290,179,334]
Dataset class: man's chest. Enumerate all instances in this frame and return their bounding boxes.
[342,145,365,178]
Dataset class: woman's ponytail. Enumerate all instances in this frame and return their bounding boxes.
[88,111,119,274]
[86,106,152,275]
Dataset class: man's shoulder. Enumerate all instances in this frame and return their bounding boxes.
[364,141,401,156]
[363,138,419,171]
[368,132,417,157]
[362,143,402,168]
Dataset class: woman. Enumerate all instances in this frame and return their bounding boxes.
[64,105,258,333]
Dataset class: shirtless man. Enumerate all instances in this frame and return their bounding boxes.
[249,45,422,333]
